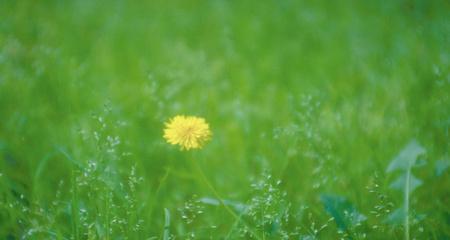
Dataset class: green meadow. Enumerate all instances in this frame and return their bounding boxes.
[1,1,449,239]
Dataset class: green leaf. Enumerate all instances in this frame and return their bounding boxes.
[0,139,6,150]
[389,173,423,194]
[386,139,426,173]
[384,207,427,225]
[320,194,367,232]
[34,152,55,183]
[435,158,450,177]
[300,235,316,240]
[384,207,406,225]
[199,197,248,213]
[163,208,170,240]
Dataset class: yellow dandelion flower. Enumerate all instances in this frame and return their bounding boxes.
[163,115,212,150]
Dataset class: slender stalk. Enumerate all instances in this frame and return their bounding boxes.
[192,159,261,240]
[404,169,410,240]
[163,208,171,240]
[148,167,171,219]
[192,160,239,220]
[104,157,111,240]
[105,190,110,240]
[71,170,79,240]
[261,208,265,240]
[224,211,245,240]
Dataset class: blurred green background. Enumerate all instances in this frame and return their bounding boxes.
[0,0,449,239]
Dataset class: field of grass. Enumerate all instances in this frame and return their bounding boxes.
[1,1,449,239]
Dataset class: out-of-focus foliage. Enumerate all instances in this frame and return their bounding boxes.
[0,0,449,239]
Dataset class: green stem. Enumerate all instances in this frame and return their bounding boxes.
[71,170,79,240]
[404,169,410,240]
[224,212,245,240]
[163,208,171,240]
[192,159,261,240]
[105,190,110,240]
[192,160,239,220]
[148,167,171,221]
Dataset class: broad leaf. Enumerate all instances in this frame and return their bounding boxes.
[300,235,316,240]
[386,139,426,172]
[320,194,367,232]
[199,197,247,213]
[384,207,427,225]
[384,207,405,225]
[435,158,450,177]
[389,173,423,194]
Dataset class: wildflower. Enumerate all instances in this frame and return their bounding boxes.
[163,115,212,150]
